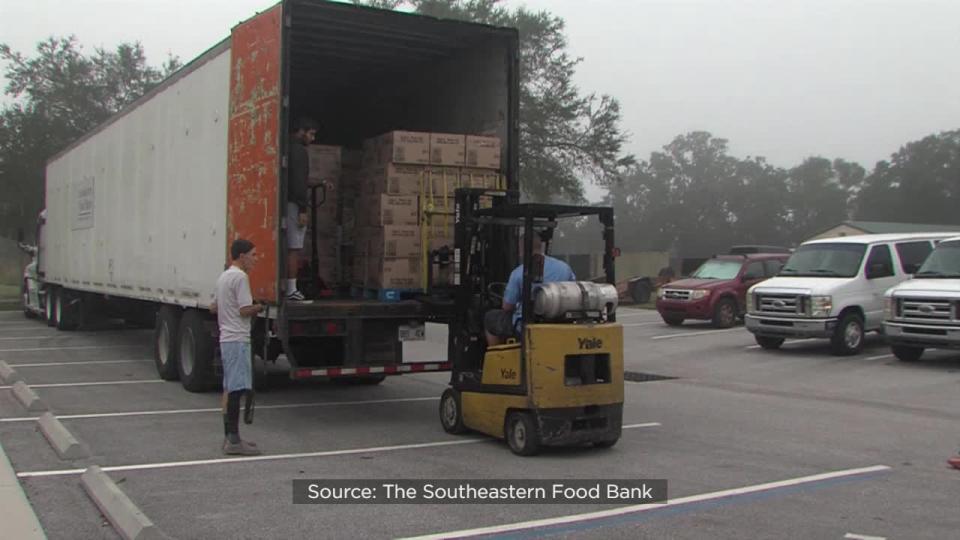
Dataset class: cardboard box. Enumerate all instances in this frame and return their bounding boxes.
[368,256,421,289]
[429,133,466,167]
[366,164,428,197]
[365,225,422,258]
[465,135,501,169]
[364,194,420,227]
[426,222,454,251]
[422,167,461,199]
[377,131,430,165]
[306,145,342,182]
[459,168,502,189]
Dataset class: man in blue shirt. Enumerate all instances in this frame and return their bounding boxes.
[484,234,576,346]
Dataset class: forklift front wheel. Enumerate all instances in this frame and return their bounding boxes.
[505,411,540,456]
[439,389,467,434]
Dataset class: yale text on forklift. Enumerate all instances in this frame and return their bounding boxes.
[292,479,668,504]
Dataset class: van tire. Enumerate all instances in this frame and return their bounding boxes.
[630,281,651,304]
[712,298,737,328]
[831,312,864,356]
[755,336,784,350]
[891,345,924,362]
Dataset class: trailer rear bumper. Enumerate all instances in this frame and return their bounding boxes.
[292,362,451,379]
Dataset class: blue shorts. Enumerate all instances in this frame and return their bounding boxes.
[220,341,252,392]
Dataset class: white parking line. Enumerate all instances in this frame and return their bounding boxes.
[622,322,664,328]
[0,336,69,340]
[617,310,659,319]
[865,354,893,361]
[16,422,661,477]
[399,465,891,540]
[0,396,443,423]
[651,328,744,340]
[0,345,140,353]
[845,533,887,540]
[0,379,163,390]
[7,359,152,368]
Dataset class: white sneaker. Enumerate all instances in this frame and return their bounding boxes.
[287,290,306,301]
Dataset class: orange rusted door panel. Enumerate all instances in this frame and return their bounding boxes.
[226,4,283,302]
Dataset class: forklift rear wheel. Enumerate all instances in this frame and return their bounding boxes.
[439,389,467,434]
[505,411,540,456]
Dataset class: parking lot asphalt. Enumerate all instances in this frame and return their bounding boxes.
[1,307,959,540]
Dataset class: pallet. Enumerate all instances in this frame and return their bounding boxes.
[350,286,423,302]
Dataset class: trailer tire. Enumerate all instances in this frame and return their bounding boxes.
[439,388,467,434]
[55,289,80,331]
[44,288,57,327]
[178,310,216,392]
[891,345,924,362]
[154,306,181,381]
[505,411,540,456]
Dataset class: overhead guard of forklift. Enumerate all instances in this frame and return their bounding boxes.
[473,203,613,221]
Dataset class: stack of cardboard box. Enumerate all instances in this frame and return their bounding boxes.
[353,130,502,291]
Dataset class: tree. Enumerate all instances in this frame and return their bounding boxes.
[358,0,635,202]
[783,157,850,240]
[0,36,179,238]
[856,130,960,224]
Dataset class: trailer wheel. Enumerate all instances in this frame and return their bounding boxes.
[178,310,216,392]
[154,306,181,380]
[891,345,924,362]
[505,411,540,456]
[44,288,57,327]
[439,388,467,434]
[55,289,80,331]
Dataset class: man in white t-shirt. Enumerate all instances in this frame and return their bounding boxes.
[211,238,264,455]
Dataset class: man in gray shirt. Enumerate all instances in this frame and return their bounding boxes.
[211,238,264,455]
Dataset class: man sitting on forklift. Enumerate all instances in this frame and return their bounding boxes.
[484,233,576,346]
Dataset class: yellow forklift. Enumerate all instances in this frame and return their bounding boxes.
[436,189,624,455]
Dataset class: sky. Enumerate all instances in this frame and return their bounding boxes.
[2,0,959,199]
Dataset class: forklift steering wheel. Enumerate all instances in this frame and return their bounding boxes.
[487,282,506,303]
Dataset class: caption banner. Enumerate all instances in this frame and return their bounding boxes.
[293,479,668,504]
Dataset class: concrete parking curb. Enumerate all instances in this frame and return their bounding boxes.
[12,381,47,412]
[81,466,171,540]
[37,413,89,460]
[0,440,46,539]
[0,360,21,383]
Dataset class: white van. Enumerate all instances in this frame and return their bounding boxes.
[744,233,958,355]
[883,236,960,361]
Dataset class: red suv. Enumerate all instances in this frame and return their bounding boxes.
[656,254,789,328]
